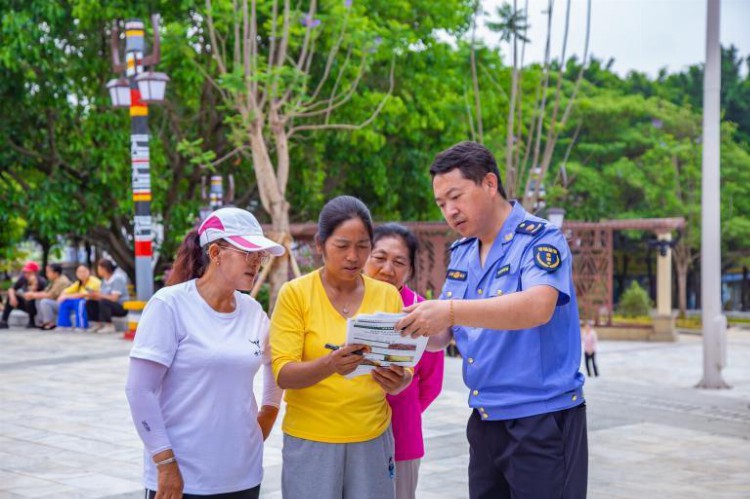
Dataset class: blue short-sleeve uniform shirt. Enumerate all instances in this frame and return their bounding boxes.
[440,202,585,420]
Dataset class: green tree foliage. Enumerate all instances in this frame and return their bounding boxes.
[0,212,26,269]
[549,55,750,312]
[555,57,750,268]
[292,41,508,222]
[649,46,750,145]
[0,1,249,279]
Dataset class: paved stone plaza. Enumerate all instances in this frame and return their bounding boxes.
[1,326,749,498]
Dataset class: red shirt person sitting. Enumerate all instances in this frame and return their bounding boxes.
[1,261,48,329]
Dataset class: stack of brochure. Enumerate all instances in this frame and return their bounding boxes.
[345,312,428,378]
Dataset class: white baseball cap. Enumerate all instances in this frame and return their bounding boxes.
[198,207,286,256]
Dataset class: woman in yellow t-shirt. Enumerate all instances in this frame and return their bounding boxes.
[271,196,412,499]
[56,264,102,331]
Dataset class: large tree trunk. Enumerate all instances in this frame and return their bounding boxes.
[693,267,701,311]
[742,266,749,311]
[203,0,393,314]
[615,252,629,299]
[39,239,51,271]
[84,241,93,269]
[268,200,291,311]
[676,258,689,318]
[248,123,293,312]
[673,240,694,318]
[646,250,655,304]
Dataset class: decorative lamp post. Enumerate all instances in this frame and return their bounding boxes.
[199,174,235,221]
[106,78,131,107]
[108,15,168,303]
[135,72,170,102]
[209,175,224,211]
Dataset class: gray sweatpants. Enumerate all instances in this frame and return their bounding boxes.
[38,299,60,325]
[282,428,395,499]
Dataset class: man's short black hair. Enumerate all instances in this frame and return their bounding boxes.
[429,141,507,199]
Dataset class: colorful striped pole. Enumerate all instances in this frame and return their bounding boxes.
[125,20,154,302]
[123,300,146,341]
[209,175,224,210]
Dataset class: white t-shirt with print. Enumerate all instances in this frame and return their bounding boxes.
[130,279,275,494]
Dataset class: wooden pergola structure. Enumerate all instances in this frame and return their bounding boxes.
[564,218,685,325]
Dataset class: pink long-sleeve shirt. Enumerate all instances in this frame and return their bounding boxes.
[387,285,445,461]
[583,327,598,354]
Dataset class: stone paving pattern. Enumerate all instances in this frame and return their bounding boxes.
[1,327,749,498]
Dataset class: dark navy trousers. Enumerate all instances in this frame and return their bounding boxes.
[467,403,588,499]
[146,486,259,499]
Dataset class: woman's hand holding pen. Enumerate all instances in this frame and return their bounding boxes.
[325,344,368,376]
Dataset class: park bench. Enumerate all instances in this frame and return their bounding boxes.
[8,309,30,327]
[4,306,127,332]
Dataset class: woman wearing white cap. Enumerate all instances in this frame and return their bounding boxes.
[125,207,285,499]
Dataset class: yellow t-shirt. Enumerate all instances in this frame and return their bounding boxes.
[63,276,102,295]
[270,269,403,443]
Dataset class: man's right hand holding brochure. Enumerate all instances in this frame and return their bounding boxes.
[396,300,454,352]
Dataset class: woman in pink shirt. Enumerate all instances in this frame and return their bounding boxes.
[364,223,444,499]
[582,320,599,377]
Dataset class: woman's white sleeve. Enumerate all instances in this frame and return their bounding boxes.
[261,361,283,408]
[125,357,173,456]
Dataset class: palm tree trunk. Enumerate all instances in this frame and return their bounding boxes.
[505,0,519,196]
[470,0,483,143]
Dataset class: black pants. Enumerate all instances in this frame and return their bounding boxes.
[2,295,37,325]
[585,353,599,377]
[85,299,127,323]
[467,404,588,499]
[146,485,260,499]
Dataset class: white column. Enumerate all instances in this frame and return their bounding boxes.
[656,233,672,316]
[698,0,729,388]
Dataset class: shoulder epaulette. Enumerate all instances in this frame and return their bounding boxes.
[515,221,546,236]
[450,237,475,251]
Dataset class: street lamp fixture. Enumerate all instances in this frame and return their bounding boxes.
[108,14,167,304]
[648,231,681,258]
[135,72,170,103]
[106,78,131,107]
[548,207,566,228]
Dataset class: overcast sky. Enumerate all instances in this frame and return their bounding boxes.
[477,0,750,77]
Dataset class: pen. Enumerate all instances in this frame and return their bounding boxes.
[324,343,364,355]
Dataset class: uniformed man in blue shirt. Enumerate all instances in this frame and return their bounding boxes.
[397,141,587,499]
